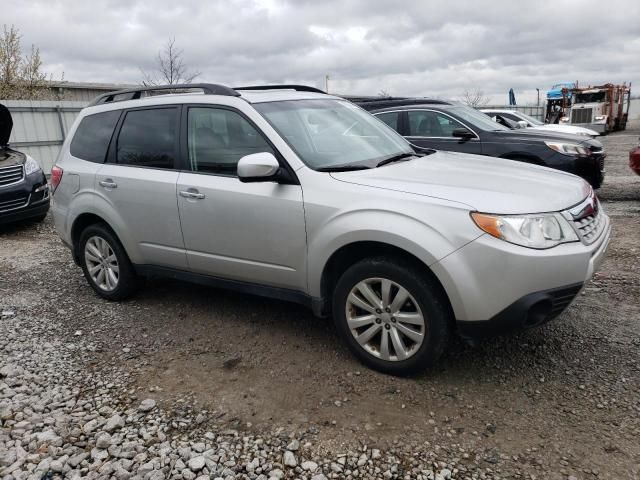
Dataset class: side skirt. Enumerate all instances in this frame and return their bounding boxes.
[134,264,324,315]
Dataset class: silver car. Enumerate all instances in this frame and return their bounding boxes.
[51,84,611,375]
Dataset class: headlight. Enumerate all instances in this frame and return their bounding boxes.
[24,155,42,175]
[545,141,588,156]
[471,212,579,249]
[594,115,606,122]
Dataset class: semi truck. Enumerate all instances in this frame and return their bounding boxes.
[560,83,631,134]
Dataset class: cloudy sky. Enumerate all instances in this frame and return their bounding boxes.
[4,0,639,104]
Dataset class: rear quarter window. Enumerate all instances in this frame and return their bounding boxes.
[70,110,121,163]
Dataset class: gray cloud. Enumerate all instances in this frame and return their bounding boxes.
[3,0,639,103]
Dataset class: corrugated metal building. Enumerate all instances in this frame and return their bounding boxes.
[49,81,134,102]
[2,100,86,173]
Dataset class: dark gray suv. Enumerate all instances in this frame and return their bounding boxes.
[350,98,606,188]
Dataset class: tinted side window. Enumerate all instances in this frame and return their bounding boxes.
[376,112,400,131]
[70,111,120,163]
[188,107,274,176]
[116,108,177,169]
[408,111,464,137]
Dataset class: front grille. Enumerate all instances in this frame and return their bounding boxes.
[597,155,605,171]
[0,195,29,212]
[548,284,583,319]
[567,194,606,245]
[571,108,592,124]
[0,165,25,187]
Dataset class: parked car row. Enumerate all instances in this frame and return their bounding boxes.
[45,84,611,375]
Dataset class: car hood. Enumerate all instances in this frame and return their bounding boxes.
[330,151,591,214]
[532,124,599,137]
[0,103,12,146]
[0,147,25,168]
[491,127,597,144]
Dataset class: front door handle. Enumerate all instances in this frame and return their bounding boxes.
[179,189,205,200]
[99,179,117,189]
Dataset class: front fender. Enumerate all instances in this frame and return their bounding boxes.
[307,208,479,297]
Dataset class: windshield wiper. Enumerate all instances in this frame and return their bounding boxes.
[376,152,416,168]
[316,163,372,172]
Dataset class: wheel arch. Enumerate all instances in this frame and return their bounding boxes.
[70,212,124,264]
[316,240,454,321]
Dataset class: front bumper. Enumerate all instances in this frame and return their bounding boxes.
[457,282,583,339]
[431,212,611,337]
[0,171,50,225]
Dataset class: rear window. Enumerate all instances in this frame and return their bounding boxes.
[70,110,120,163]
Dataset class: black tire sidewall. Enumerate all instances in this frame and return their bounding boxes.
[332,256,450,375]
[78,224,138,301]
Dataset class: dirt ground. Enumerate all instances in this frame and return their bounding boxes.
[1,127,639,479]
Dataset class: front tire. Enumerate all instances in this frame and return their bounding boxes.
[332,256,451,375]
[78,223,139,301]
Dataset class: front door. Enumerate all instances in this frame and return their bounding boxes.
[95,106,187,269]
[176,105,307,291]
[405,109,482,155]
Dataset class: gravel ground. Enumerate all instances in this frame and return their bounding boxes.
[1,127,639,480]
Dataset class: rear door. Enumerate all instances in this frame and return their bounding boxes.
[404,109,482,154]
[176,105,307,291]
[95,106,187,269]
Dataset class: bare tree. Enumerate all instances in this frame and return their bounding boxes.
[141,38,200,86]
[378,89,391,98]
[460,89,490,108]
[0,24,58,100]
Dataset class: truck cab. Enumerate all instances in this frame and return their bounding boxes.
[563,84,631,134]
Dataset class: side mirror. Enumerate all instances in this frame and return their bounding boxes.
[452,128,475,139]
[517,120,528,129]
[237,152,281,183]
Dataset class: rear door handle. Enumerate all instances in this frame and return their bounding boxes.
[99,179,117,189]
[179,189,205,200]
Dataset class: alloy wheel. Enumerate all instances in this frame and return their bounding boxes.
[84,236,119,292]
[345,277,426,361]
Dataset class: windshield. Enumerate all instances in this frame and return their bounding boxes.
[575,91,606,104]
[254,99,413,170]
[449,105,510,132]
[516,112,544,126]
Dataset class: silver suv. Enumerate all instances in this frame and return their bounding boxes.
[51,84,611,375]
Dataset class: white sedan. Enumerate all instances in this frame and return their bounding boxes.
[482,109,599,137]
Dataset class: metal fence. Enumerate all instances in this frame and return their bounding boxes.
[2,100,86,174]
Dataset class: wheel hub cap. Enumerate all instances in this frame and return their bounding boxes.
[84,236,119,292]
[345,277,426,362]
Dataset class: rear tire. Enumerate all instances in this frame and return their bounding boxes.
[332,256,451,375]
[78,223,139,301]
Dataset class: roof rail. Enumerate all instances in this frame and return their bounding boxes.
[345,96,452,111]
[234,85,327,94]
[87,83,240,107]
